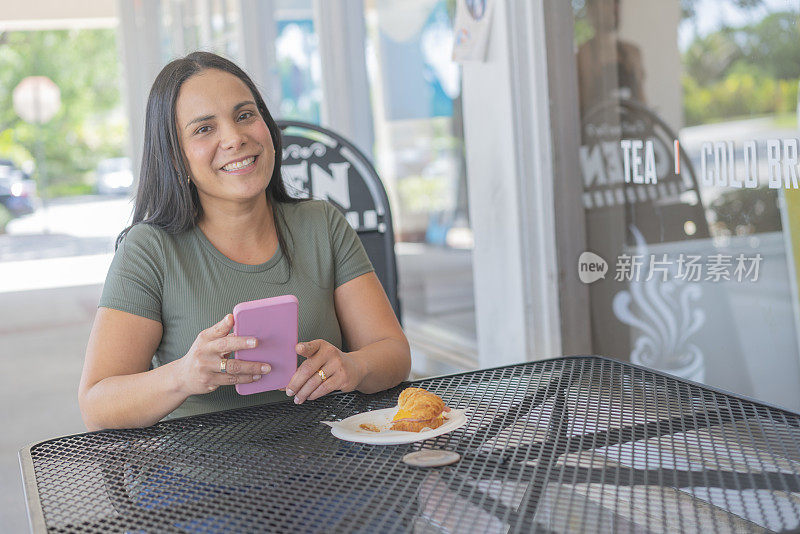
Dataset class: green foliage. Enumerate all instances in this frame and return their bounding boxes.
[573,18,595,48]
[683,28,741,86]
[47,181,95,198]
[683,71,798,126]
[682,10,800,125]
[571,0,594,47]
[0,128,32,163]
[681,0,763,21]
[0,204,12,233]
[737,11,800,80]
[0,29,126,196]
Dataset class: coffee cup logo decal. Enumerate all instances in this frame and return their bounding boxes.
[578,252,608,284]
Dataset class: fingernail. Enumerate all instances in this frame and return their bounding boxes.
[253,375,261,380]
[286,389,294,396]
[261,364,271,373]
[247,338,257,347]
[294,397,301,404]
[296,343,304,352]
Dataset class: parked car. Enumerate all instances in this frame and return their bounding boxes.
[0,159,37,216]
[95,157,134,195]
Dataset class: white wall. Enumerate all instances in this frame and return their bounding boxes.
[0,0,117,30]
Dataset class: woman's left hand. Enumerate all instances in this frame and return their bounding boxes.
[286,340,366,404]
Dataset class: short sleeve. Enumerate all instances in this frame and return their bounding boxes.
[325,202,374,288]
[98,223,165,322]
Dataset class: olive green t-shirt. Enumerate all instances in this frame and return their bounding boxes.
[99,200,374,419]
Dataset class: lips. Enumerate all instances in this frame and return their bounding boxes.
[221,155,257,172]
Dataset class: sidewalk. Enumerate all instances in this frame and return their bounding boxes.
[0,197,132,530]
[0,283,103,531]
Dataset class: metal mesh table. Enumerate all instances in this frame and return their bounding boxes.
[19,356,800,533]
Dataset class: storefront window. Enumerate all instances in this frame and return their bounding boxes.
[275,0,322,123]
[364,0,476,372]
[160,0,242,62]
[568,0,800,410]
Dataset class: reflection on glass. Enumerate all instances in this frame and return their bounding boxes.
[571,0,800,410]
[365,0,468,246]
[160,0,242,61]
[275,17,321,123]
[364,0,476,371]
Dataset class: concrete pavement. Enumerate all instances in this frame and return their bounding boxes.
[1,284,102,532]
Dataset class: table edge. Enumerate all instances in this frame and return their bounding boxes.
[18,448,46,533]
[20,355,800,457]
[407,354,800,419]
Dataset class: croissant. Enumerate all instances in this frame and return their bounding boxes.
[391,387,447,432]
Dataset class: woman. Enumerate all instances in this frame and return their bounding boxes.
[78,51,410,430]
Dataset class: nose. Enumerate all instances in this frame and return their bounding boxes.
[220,121,246,151]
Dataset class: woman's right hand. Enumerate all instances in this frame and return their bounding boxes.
[174,314,270,395]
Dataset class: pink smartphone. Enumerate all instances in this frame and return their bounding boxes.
[232,294,299,395]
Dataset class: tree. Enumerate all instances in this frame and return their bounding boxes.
[683,28,742,86]
[681,8,800,125]
[680,0,763,21]
[0,29,126,196]
[737,11,800,80]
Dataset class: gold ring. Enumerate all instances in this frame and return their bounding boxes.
[220,358,228,373]
[317,369,327,382]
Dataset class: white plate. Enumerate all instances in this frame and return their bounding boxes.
[322,408,468,445]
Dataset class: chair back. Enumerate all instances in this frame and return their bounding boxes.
[278,120,401,324]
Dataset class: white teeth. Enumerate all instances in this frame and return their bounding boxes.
[222,156,255,171]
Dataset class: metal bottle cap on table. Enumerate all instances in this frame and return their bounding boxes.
[402,449,461,467]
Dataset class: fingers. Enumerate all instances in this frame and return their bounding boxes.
[184,314,271,396]
[210,334,258,356]
[295,363,337,403]
[220,357,272,377]
[201,314,235,341]
[295,339,322,359]
[287,340,349,404]
[203,359,272,392]
[305,365,338,402]
[211,368,264,388]
[285,340,330,396]
[199,315,258,351]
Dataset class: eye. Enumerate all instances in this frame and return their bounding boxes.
[195,125,212,135]
[237,111,255,121]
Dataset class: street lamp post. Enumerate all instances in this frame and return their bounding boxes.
[12,76,61,233]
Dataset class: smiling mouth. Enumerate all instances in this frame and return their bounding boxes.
[221,156,256,172]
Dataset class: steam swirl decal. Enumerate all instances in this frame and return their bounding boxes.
[612,226,706,381]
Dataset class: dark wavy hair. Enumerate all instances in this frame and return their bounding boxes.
[117,51,301,261]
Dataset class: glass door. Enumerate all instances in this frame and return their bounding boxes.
[563,0,800,410]
[363,0,477,375]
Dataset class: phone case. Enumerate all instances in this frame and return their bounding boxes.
[232,294,299,395]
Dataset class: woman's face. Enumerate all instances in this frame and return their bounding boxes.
[175,68,275,209]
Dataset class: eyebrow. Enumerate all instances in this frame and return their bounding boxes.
[184,100,257,130]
